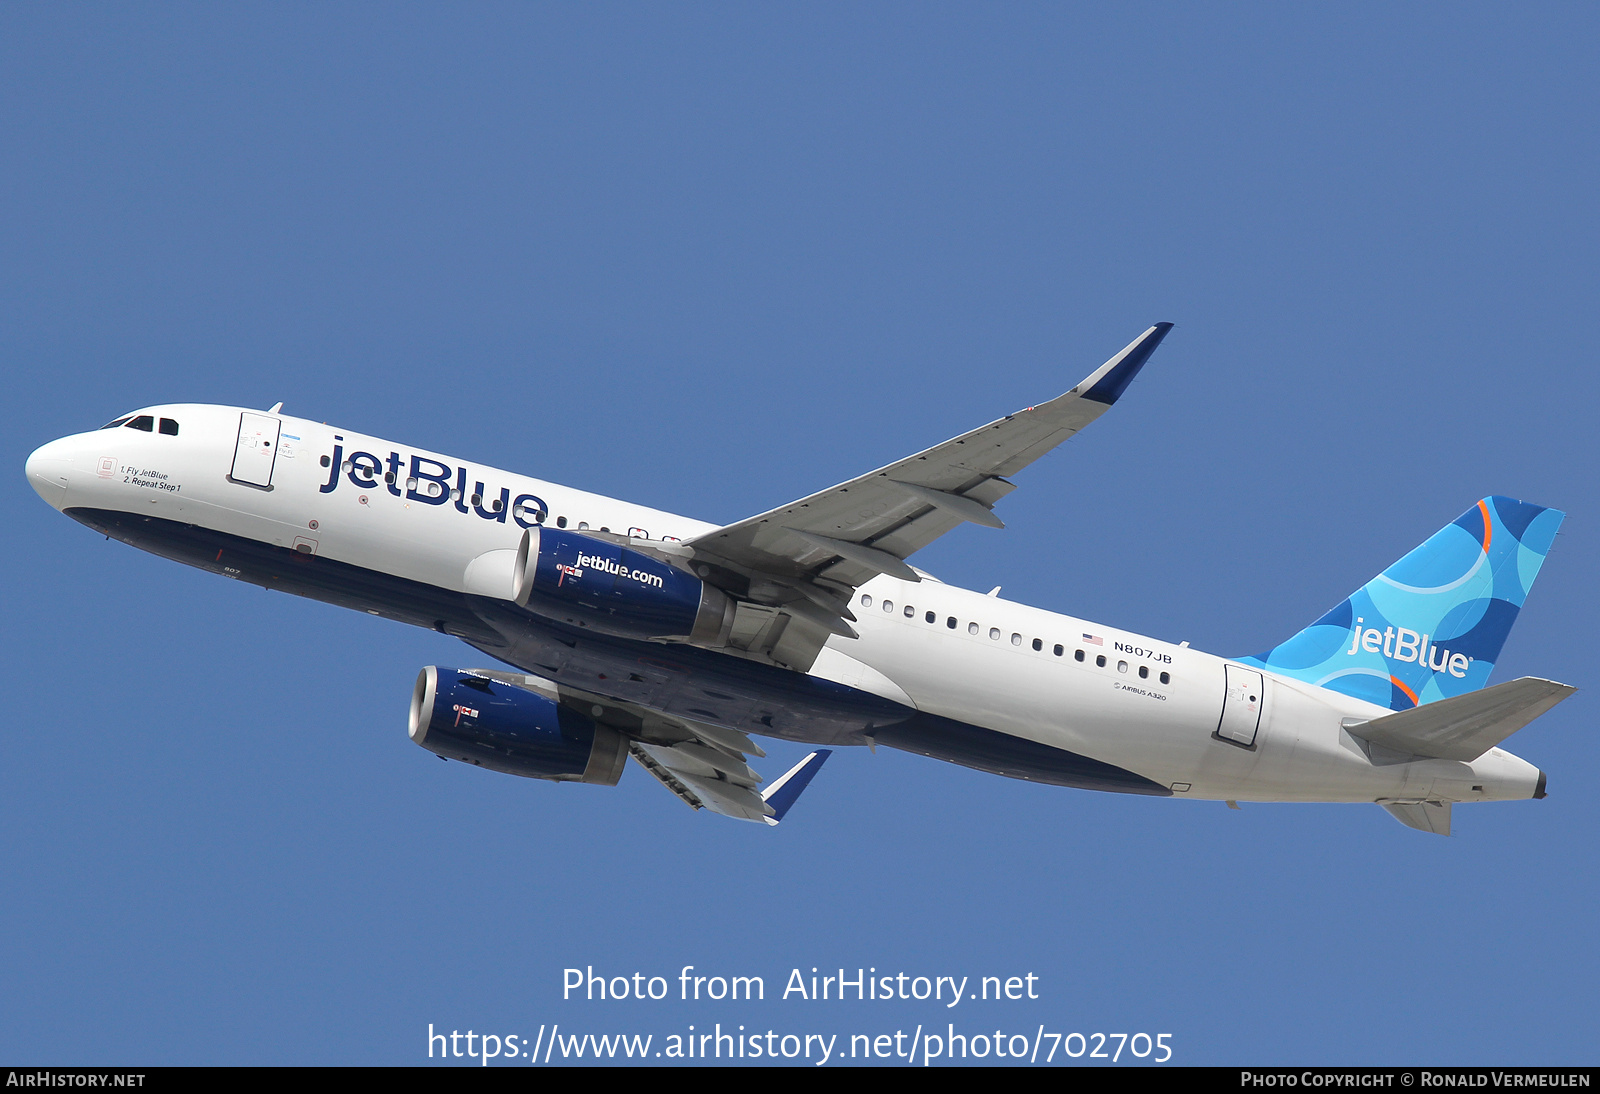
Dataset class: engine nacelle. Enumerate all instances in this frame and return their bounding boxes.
[511,527,733,644]
[409,666,628,784]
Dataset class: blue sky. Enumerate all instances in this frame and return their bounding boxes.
[3,4,1596,1065]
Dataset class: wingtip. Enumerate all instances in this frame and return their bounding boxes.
[1080,323,1175,406]
[760,749,833,824]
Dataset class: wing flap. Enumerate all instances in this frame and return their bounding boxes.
[628,743,705,813]
[669,768,775,822]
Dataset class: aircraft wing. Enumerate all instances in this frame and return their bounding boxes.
[632,740,832,825]
[681,324,1173,660]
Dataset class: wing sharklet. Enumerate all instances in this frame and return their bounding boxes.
[1079,322,1174,405]
[759,750,833,826]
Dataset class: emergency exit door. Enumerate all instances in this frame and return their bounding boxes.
[230,412,281,488]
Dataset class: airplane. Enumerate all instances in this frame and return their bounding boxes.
[24,324,1574,835]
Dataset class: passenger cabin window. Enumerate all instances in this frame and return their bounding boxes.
[1075,649,1085,662]
[967,622,978,635]
[946,617,957,629]
[989,627,1000,640]
[556,516,567,528]
[882,600,894,613]
[125,415,154,432]
[1096,654,1106,667]
[861,595,873,608]
[1032,638,1043,652]
[1138,665,1149,679]
[926,611,936,624]
[1053,644,1063,656]
[158,418,179,436]
[1010,633,1022,646]
[903,605,914,618]
[1160,671,1171,685]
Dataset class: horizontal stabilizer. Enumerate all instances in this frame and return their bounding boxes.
[759,750,832,826]
[1351,676,1574,761]
[1382,801,1452,836]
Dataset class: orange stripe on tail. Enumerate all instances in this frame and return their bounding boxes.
[1390,675,1419,706]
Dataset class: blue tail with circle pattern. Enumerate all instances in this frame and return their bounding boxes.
[1239,497,1563,711]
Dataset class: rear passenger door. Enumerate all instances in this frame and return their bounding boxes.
[1215,664,1264,747]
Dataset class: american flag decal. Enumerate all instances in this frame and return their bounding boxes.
[1083,633,1103,646]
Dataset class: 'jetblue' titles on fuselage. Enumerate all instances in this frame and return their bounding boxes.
[318,438,548,530]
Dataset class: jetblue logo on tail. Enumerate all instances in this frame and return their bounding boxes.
[1345,617,1471,678]
[1242,497,1563,711]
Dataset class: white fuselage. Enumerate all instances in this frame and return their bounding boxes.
[26,403,1543,808]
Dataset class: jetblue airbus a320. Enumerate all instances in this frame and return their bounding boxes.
[25,325,1573,834]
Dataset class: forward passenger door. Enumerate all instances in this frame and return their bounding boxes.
[230,412,281,489]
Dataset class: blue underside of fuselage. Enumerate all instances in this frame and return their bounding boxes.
[66,506,1170,797]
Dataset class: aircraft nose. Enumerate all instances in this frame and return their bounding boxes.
[25,437,75,510]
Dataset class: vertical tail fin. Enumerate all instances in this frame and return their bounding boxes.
[1240,497,1564,711]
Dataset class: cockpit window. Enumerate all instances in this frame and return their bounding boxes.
[159,418,179,436]
[125,415,154,432]
[100,417,132,430]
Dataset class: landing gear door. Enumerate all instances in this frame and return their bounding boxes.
[230,412,281,489]
[1216,664,1264,747]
